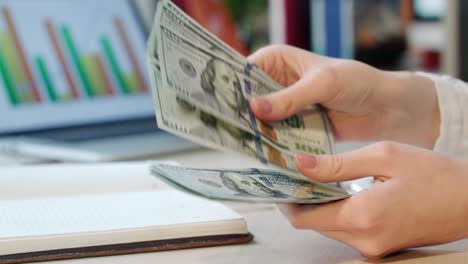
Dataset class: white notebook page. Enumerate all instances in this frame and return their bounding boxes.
[0,191,245,255]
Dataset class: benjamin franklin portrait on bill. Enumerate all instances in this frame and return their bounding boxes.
[198,57,252,128]
[220,171,288,198]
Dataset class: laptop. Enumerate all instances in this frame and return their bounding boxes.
[0,0,196,162]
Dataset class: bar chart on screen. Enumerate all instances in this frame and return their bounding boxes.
[0,0,153,134]
[0,0,148,107]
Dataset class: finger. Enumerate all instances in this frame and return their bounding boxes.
[277,203,393,258]
[247,45,305,86]
[247,46,278,76]
[251,68,339,121]
[277,201,347,231]
[279,203,394,259]
[295,142,430,183]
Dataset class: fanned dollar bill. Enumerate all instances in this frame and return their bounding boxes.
[150,64,299,170]
[148,0,335,168]
[155,0,282,88]
[156,19,335,155]
[151,163,349,204]
[146,0,348,203]
[157,26,333,155]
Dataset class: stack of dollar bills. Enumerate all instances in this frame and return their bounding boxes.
[147,0,349,203]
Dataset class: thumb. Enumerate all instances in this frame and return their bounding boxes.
[250,67,339,121]
[295,142,415,183]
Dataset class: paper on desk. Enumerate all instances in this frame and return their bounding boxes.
[0,162,164,200]
[0,191,245,255]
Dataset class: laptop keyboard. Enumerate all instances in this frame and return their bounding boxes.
[24,119,159,143]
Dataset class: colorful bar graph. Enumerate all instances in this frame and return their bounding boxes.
[101,36,128,94]
[81,55,100,96]
[0,31,35,103]
[124,72,140,93]
[0,45,18,105]
[0,32,26,86]
[114,17,147,93]
[60,25,94,98]
[81,54,113,96]
[0,6,147,105]
[94,55,114,95]
[44,20,79,99]
[2,7,41,102]
[35,57,57,102]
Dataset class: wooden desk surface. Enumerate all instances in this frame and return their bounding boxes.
[2,149,467,264]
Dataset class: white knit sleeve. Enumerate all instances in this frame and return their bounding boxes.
[418,73,468,158]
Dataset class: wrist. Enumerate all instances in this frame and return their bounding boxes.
[413,73,441,149]
[379,71,440,149]
[411,73,441,148]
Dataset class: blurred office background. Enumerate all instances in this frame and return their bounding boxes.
[139,0,462,79]
[0,0,456,164]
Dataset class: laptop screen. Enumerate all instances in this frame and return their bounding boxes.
[0,0,154,135]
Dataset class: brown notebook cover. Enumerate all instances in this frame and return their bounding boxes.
[0,233,253,264]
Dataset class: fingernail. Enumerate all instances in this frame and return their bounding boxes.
[252,97,272,115]
[295,153,317,169]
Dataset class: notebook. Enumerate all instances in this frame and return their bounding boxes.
[0,191,253,264]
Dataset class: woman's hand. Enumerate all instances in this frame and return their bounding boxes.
[281,142,468,258]
[249,45,440,149]
[248,45,465,257]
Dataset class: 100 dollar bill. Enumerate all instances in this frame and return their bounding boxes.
[146,0,347,203]
[151,0,334,158]
[157,27,334,155]
[155,0,282,88]
[151,163,349,204]
[150,63,301,171]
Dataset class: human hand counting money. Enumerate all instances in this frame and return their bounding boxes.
[149,1,468,258]
[249,45,440,148]
[249,45,468,257]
